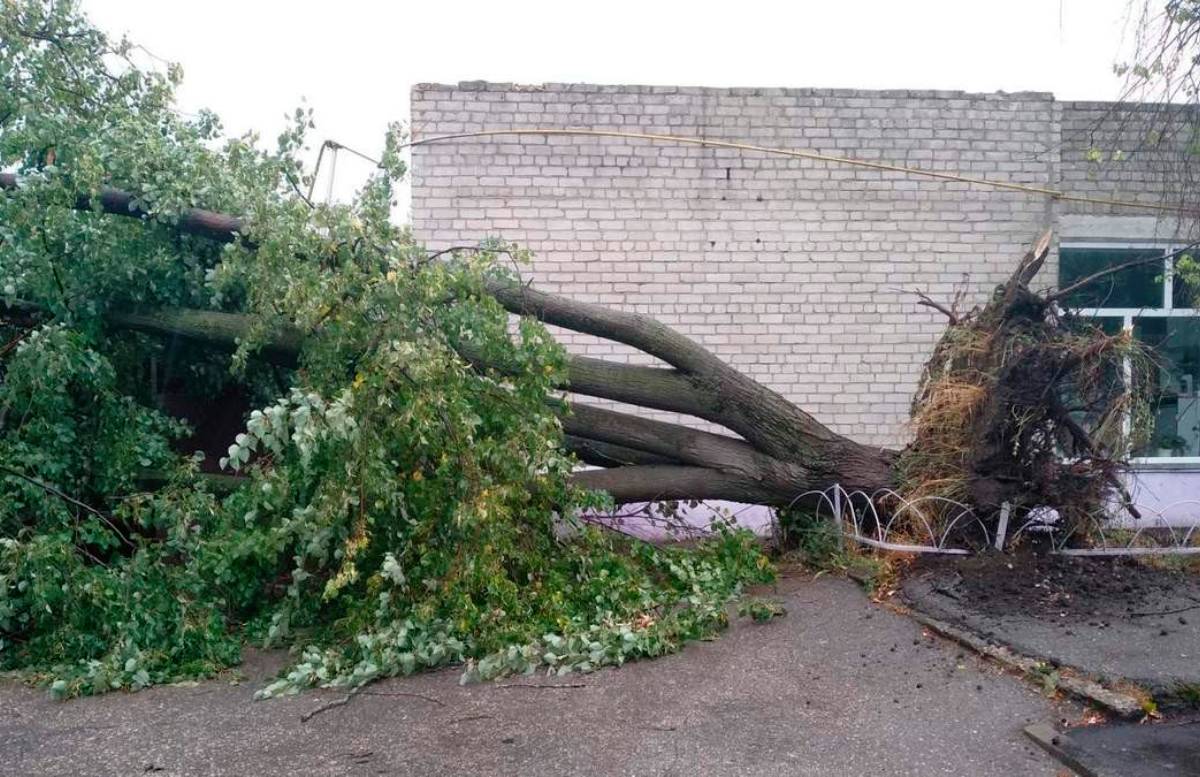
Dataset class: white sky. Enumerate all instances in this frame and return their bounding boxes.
[83,0,1147,212]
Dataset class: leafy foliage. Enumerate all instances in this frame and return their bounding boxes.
[736,597,786,623]
[776,506,841,565]
[0,1,772,698]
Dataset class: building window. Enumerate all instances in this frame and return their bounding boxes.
[1060,243,1200,464]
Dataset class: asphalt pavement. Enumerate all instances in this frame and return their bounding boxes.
[0,575,1083,776]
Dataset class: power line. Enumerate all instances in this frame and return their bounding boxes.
[400,127,1200,216]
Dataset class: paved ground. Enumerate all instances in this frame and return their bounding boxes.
[0,575,1083,777]
[1027,719,1200,777]
[902,554,1200,701]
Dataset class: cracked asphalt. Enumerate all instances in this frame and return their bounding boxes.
[0,574,1084,776]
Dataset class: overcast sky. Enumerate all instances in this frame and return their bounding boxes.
[83,0,1146,211]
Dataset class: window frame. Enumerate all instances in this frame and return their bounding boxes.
[1060,240,1200,466]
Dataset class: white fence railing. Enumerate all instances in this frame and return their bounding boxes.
[582,487,1200,557]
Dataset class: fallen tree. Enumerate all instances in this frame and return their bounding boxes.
[0,164,892,504]
[0,1,1154,698]
[0,173,1145,520]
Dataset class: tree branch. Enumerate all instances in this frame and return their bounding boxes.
[561,435,678,467]
[2,175,898,498]
[571,465,788,505]
[483,278,865,462]
[913,292,959,324]
[0,464,134,549]
[483,279,721,376]
[83,304,731,429]
[0,172,249,245]
[561,402,870,502]
[1045,240,1200,304]
[564,402,769,474]
[54,302,780,446]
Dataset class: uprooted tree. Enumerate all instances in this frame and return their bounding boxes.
[0,2,1165,696]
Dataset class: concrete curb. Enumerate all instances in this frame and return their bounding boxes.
[1023,723,1103,777]
[887,603,1146,719]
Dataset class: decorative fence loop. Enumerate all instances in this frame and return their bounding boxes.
[582,489,1200,557]
[803,486,1200,557]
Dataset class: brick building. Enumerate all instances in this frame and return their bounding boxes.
[410,82,1200,517]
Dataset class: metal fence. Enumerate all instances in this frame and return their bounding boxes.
[798,484,1200,557]
[582,486,1200,557]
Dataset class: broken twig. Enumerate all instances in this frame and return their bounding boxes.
[300,686,444,722]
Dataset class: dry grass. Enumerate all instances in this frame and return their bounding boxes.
[893,326,996,535]
[893,294,1152,546]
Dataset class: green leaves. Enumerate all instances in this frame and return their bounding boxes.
[0,0,775,700]
[220,388,358,471]
[737,597,787,623]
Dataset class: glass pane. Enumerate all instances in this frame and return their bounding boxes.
[1133,318,1200,458]
[1059,247,1164,309]
[1173,254,1200,310]
[1065,317,1126,448]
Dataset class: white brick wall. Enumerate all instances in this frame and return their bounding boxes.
[1060,101,1199,231]
[410,82,1082,448]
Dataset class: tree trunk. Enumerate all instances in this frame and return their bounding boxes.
[3,177,1133,537]
[15,301,892,506]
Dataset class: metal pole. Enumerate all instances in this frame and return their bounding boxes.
[324,145,339,204]
[994,502,1011,551]
[833,486,844,551]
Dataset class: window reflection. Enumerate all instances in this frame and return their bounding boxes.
[1059,247,1163,308]
[1134,319,1200,458]
[1174,255,1200,310]
[1059,244,1200,461]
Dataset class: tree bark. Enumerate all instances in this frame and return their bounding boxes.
[0,172,247,245]
[0,178,900,508]
[3,298,896,505]
[483,280,896,497]
[572,465,790,505]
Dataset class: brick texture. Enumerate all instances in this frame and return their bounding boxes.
[409,83,1171,448]
[1060,101,1198,226]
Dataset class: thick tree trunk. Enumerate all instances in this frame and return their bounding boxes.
[9,178,1124,534]
[10,301,892,506]
[484,280,897,501]
[0,173,896,506]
